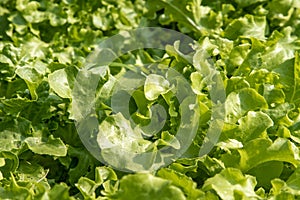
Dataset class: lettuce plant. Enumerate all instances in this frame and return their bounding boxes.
[1,0,300,199]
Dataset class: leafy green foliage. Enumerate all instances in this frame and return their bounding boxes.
[1,0,300,199]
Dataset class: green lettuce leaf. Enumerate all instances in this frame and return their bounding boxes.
[112,173,186,200]
[203,168,259,200]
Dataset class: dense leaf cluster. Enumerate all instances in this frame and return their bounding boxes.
[1,0,300,199]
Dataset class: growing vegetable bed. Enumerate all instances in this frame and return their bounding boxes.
[1,0,300,199]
